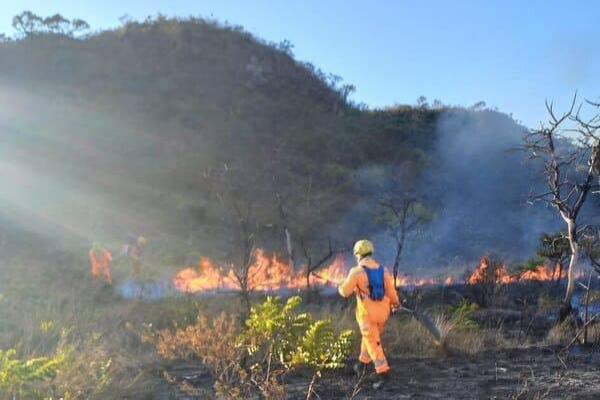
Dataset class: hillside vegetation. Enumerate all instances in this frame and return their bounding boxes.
[0,14,566,270]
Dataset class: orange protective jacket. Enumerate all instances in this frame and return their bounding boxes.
[338,258,400,321]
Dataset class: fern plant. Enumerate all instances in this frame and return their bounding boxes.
[240,296,353,399]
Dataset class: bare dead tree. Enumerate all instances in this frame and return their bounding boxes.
[275,190,295,268]
[266,140,347,290]
[299,236,348,289]
[268,147,296,270]
[580,225,600,275]
[204,163,263,314]
[380,197,430,288]
[524,95,600,321]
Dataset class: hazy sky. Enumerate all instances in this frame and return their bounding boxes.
[1,0,598,128]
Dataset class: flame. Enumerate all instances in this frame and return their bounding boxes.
[518,265,563,281]
[173,250,347,294]
[172,249,438,294]
[174,252,570,294]
[467,257,566,285]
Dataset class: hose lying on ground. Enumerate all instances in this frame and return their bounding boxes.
[397,306,442,344]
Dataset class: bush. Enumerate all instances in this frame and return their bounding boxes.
[450,299,480,330]
[155,312,247,398]
[0,348,66,398]
[49,334,113,400]
[0,329,114,400]
[155,296,354,399]
[241,296,353,398]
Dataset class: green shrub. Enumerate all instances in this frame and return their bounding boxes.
[241,296,353,399]
[0,348,66,398]
[241,296,353,371]
[156,296,354,399]
[450,299,480,330]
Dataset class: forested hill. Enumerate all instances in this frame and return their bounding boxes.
[0,15,569,270]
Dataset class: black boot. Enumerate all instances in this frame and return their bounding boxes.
[353,362,367,377]
[372,372,389,390]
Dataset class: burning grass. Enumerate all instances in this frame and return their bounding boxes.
[173,249,446,295]
[466,256,566,285]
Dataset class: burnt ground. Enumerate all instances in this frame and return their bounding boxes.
[162,282,600,399]
[285,346,600,400]
[167,346,600,399]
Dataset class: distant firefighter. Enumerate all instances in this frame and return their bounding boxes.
[89,242,113,285]
[122,235,147,276]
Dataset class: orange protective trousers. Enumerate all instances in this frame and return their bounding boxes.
[358,318,389,373]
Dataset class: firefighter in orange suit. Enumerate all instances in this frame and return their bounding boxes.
[89,242,113,285]
[338,240,400,389]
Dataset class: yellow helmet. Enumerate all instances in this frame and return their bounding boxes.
[137,236,147,247]
[353,240,374,258]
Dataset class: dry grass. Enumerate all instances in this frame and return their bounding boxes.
[0,254,213,398]
[386,317,439,357]
[311,297,513,359]
[545,319,576,346]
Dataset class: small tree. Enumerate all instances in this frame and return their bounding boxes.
[266,142,346,289]
[240,296,353,400]
[299,237,347,289]
[43,14,70,35]
[537,233,571,282]
[12,11,43,37]
[156,297,354,399]
[12,11,90,38]
[69,18,90,36]
[379,197,432,287]
[524,96,600,321]
[203,163,266,314]
[581,225,600,274]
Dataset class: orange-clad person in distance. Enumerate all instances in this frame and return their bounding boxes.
[338,240,400,389]
[89,242,113,285]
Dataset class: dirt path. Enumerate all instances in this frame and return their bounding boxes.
[285,347,600,399]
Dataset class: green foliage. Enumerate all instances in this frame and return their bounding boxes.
[0,330,113,400]
[450,299,479,330]
[510,258,546,275]
[155,296,353,397]
[0,348,66,397]
[242,296,312,367]
[241,296,354,374]
[291,320,354,374]
[0,13,445,264]
[11,10,89,38]
[537,233,570,263]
